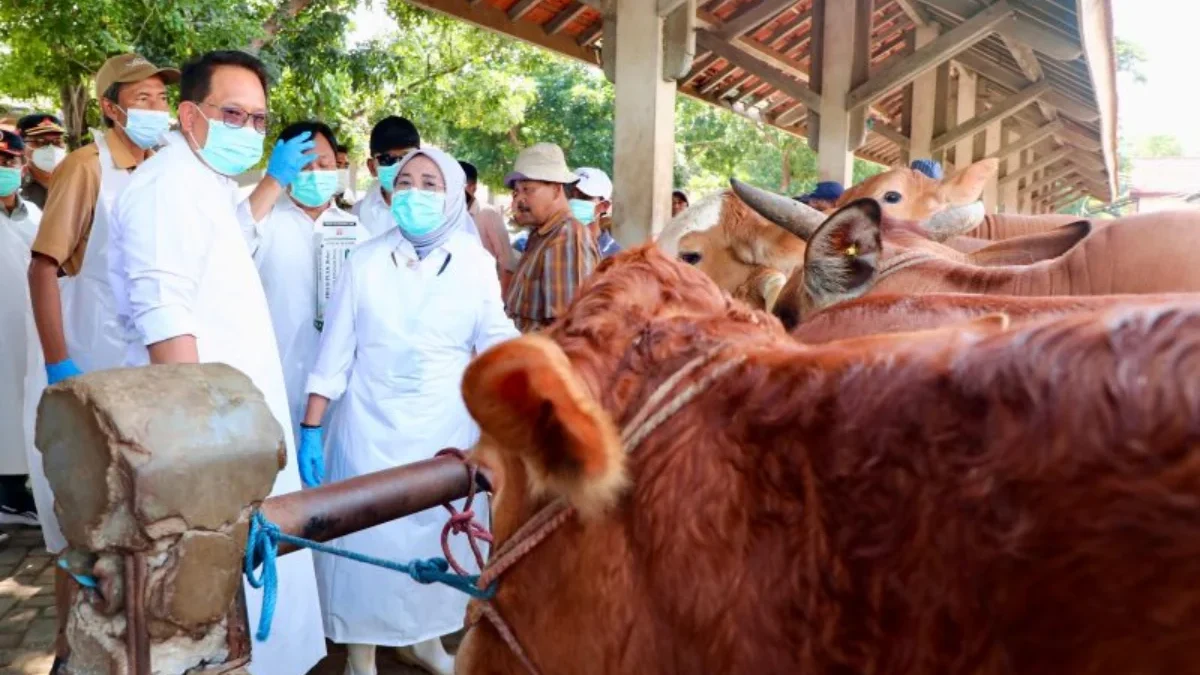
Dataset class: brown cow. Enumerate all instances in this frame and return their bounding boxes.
[791,292,1200,339]
[456,245,1200,675]
[660,182,1090,312]
[759,196,1200,325]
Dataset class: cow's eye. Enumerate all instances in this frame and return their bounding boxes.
[680,251,702,265]
[883,191,903,204]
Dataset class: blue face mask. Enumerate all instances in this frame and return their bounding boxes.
[290,170,339,208]
[568,198,597,225]
[391,189,445,237]
[0,167,20,198]
[119,108,171,150]
[377,163,400,194]
[190,104,265,176]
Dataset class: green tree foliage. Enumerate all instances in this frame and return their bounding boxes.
[1134,134,1184,159]
[0,0,886,197]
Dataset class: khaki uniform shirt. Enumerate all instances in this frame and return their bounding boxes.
[31,135,144,276]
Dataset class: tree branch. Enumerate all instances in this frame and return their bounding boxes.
[250,0,313,51]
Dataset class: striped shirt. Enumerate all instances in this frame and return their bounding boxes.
[505,210,600,332]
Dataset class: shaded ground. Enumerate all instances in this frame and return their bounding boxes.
[0,525,454,675]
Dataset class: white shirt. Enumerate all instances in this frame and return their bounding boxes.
[1,197,41,248]
[247,195,365,442]
[108,132,327,675]
[351,180,393,238]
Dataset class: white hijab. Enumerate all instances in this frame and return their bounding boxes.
[392,147,479,256]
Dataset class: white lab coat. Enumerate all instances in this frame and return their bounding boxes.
[1,199,40,477]
[306,227,518,646]
[351,181,393,238]
[246,196,365,446]
[109,132,326,675]
[29,135,133,554]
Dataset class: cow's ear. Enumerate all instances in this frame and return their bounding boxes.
[942,158,999,205]
[967,220,1091,266]
[803,199,883,309]
[463,335,625,516]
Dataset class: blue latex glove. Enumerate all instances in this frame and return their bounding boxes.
[298,425,325,488]
[46,359,83,386]
[266,131,318,187]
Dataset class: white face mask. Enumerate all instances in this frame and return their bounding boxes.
[32,145,67,173]
[336,168,350,192]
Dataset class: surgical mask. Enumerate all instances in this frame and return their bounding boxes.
[290,170,339,208]
[31,146,66,173]
[336,168,350,192]
[187,105,264,176]
[118,107,171,150]
[377,163,400,194]
[568,198,597,225]
[391,189,445,237]
[0,167,20,197]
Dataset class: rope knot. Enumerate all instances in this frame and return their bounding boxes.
[409,558,451,584]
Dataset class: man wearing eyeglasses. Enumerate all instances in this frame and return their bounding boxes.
[352,115,421,237]
[15,113,67,210]
[107,50,326,675]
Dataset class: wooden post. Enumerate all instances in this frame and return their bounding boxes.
[903,23,939,163]
[999,128,1020,212]
[816,0,871,185]
[611,0,678,244]
[982,121,1001,210]
[952,66,977,172]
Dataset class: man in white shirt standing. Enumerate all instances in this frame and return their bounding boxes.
[247,120,365,452]
[108,50,326,675]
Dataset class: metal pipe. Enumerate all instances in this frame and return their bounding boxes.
[262,455,492,555]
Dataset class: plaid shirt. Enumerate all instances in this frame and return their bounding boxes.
[505,210,600,332]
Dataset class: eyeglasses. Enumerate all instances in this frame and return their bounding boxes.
[374,149,416,167]
[199,102,269,133]
[24,137,65,149]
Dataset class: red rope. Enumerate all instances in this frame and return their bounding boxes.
[435,448,493,576]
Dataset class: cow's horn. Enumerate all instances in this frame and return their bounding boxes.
[923,201,986,241]
[730,178,826,241]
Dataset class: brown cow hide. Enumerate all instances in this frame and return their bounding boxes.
[458,245,1200,675]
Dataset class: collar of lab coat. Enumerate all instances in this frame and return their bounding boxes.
[386,226,473,269]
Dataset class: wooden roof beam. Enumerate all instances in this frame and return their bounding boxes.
[870,119,911,150]
[696,30,821,111]
[846,0,1015,112]
[1000,146,1073,186]
[984,120,1063,160]
[716,0,800,40]
[952,51,1099,123]
[659,0,691,15]
[1024,164,1076,194]
[894,0,934,27]
[406,0,598,65]
[507,0,541,22]
[546,2,591,35]
[931,79,1048,153]
[699,62,740,95]
[928,0,1083,60]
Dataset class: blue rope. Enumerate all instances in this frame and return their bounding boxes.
[244,510,495,641]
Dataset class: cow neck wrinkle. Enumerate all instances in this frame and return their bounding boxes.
[467,344,749,675]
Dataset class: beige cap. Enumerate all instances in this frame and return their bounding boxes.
[504,142,579,188]
[95,54,181,100]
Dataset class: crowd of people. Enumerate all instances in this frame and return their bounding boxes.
[0,47,682,675]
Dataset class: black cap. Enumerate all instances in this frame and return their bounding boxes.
[17,113,66,139]
[0,129,25,157]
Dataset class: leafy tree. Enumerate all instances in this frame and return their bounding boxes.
[1115,37,1148,85]
[1135,134,1184,159]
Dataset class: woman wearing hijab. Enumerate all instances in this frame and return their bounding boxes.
[299,147,518,675]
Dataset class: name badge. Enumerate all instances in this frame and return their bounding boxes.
[314,220,358,331]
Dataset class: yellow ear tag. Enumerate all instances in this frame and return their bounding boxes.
[844,244,858,257]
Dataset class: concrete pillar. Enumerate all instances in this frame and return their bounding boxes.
[999,129,1020,212]
[903,23,939,163]
[982,121,1002,210]
[952,67,977,174]
[611,0,676,244]
[37,365,284,673]
[816,0,871,185]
